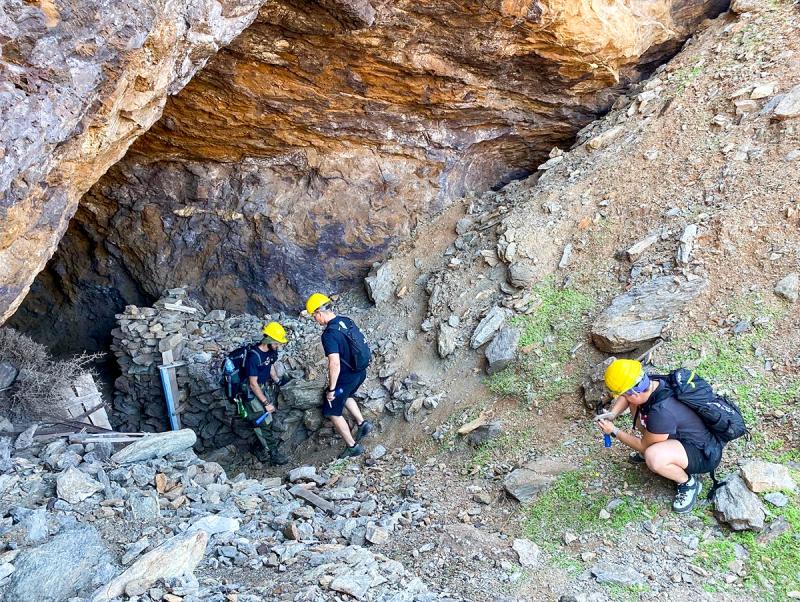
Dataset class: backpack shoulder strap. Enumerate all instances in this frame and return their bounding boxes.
[707,469,724,501]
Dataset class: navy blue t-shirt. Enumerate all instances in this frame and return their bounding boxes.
[322,316,364,387]
[639,378,717,456]
[244,346,277,386]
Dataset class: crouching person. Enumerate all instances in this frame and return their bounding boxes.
[595,359,722,513]
[243,321,290,465]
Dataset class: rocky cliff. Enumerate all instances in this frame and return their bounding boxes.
[0,0,265,325]
[4,0,728,353]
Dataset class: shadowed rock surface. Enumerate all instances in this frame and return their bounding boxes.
[6,0,728,353]
[0,0,265,326]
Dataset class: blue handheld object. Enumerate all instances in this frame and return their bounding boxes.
[603,433,612,448]
[254,410,271,426]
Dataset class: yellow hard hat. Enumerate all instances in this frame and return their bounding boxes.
[262,321,288,344]
[604,359,643,395]
[305,293,331,315]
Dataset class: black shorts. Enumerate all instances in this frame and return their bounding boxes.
[322,371,367,418]
[681,440,721,475]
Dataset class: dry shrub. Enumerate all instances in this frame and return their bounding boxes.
[0,327,103,422]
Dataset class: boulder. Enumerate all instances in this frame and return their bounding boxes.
[503,458,573,503]
[470,306,511,349]
[485,327,521,374]
[740,461,796,493]
[288,465,318,482]
[437,324,458,359]
[582,357,616,409]
[713,474,766,531]
[127,493,160,522]
[586,125,624,150]
[14,424,38,450]
[466,422,503,447]
[91,531,208,601]
[280,379,326,411]
[187,515,240,536]
[56,467,104,504]
[329,571,372,600]
[591,276,707,352]
[0,361,18,389]
[365,263,394,304]
[512,538,540,568]
[110,429,196,464]
[773,84,800,120]
[774,273,799,303]
[507,262,537,289]
[5,526,111,601]
[730,0,760,12]
[590,562,646,586]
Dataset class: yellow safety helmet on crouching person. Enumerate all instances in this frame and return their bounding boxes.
[305,293,331,315]
[604,359,643,395]
[262,321,288,344]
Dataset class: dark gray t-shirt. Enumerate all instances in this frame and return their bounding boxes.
[639,379,717,455]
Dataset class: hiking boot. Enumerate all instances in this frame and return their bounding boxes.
[269,449,289,466]
[339,443,364,459]
[355,420,374,442]
[673,475,702,513]
[627,451,646,465]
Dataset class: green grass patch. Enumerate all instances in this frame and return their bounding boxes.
[670,323,800,427]
[603,582,650,601]
[672,63,703,95]
[549,550,583,573]
[486,278,594,404]
[697,494,800,600]
[466,428,534,472]
[523,471,658,548]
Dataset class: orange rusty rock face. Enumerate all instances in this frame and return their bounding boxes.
[8,0,728,352]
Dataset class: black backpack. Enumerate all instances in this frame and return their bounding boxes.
[328,318,371,372]
[221,343,257,401]
[655,368,750,500]
[655,368,750,443]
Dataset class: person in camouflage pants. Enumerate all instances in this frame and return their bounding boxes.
[242,322,289,465]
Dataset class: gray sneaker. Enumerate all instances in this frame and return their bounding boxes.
[355,420,374,442]
[673,475,702,513]
[339,443,364,459]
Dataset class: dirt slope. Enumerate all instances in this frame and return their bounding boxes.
[274,3,800,600]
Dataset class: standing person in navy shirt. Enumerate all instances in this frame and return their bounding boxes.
[306,293,373,458]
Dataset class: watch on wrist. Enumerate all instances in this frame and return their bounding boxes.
[328,387,336,393]
[611,427,619,438]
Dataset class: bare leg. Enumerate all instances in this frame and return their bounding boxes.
[644,440,690,483]
[344,398,364,425]
[329,415,356,447]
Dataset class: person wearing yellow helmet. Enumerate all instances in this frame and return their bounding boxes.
[242,321,290,465]
[594,359,721,513]
[306,293,373,458]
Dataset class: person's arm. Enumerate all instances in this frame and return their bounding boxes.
[326,353,341,403]
[595,395,630,421]
[270,363,279,383]
[597,419,669,453]
[249,375,275,413]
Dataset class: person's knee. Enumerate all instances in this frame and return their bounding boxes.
[644,446,663,472]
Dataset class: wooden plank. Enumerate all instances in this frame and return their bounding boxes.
[160,350,182,430]
[289,485,335,514]
[457,411,491,435]
[62,392,103,407]
[625,233,659,262]
[163,302,198,314]
[69,435,146,444]
[66,403,106,423]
